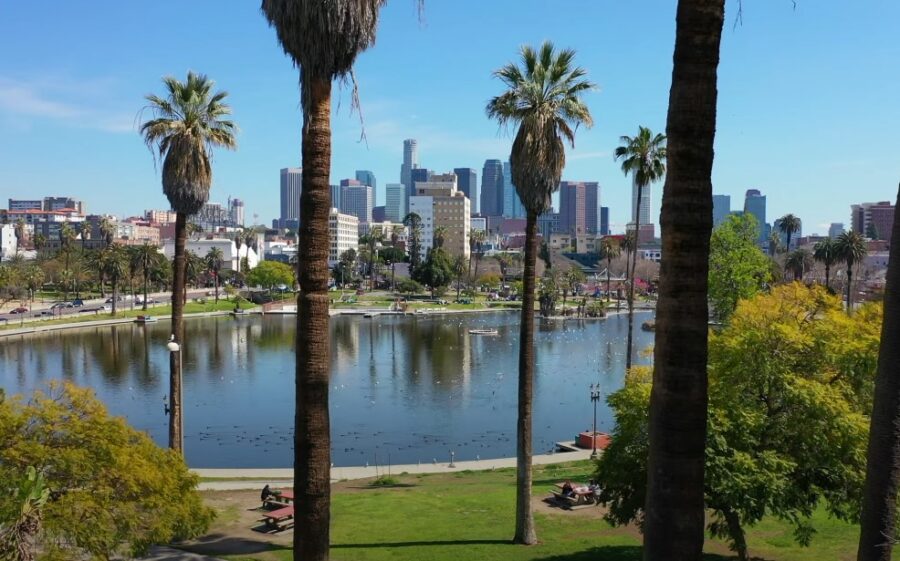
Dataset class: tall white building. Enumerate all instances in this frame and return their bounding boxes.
[280,168,302,225]
[329,208,359,267]
[385,183,407,223]
[0,224,18,260]
[630,177,652,226]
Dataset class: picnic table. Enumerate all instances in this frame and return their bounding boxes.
[262,505,294,531]
[550,482,598,507]
[277,489,295,503]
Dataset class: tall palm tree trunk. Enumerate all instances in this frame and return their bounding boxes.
[214,271,219,303]
[825,264,831,290]
[643,1,723,560]
[846,261,854,311]
[606,257,612,303]
[857,184,900,561]
[295,76,332,561]
[169,211,187,454]
[626,184,642,370]
[143,270,149,311]
[514,211,538,545]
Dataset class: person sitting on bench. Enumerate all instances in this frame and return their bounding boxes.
[561,480,575,498]
[261,484,277,503]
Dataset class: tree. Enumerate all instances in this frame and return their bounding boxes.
[332,248,358,286]
[140,71,236,454]
[451,254,467,301]
[98,244,128,316]
[813,237,838,290]
[768,229,781,257]
[487,41,593,545]
[599,236,621,303]
[643,2,724,559]
[0,383,213,560]
[777,213,801,252]
[133,243,160,310]
[260,2,389,557]
[538,270,559,318]
[857,183,900,561]
[411,248,454,297]
[785,248,813,282]
[205,246,224,302]
[432,225,447,249]
[0,466,49,561]
[32,234,46,260]
[598,285,879,561]
[100,217,116,247]
[562,266,586,314]
[865,220,879,241]
[79,221,91,253]
[58,222,77,300]
[615,126,667,370]
[12,219,26,258]
[835,230,867,312]
[468,228,486,289]
[403,213,423,269]
[708,214,772,322]
[246,261,294,290]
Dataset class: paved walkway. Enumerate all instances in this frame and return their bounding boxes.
[195,446,594,490]
[136,546,225,561]
[0,310,239,338]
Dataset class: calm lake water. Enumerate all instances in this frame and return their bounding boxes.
[0,311,654,468]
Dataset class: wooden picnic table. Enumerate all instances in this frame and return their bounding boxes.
[551,483,597,506]
[276,489,295,503]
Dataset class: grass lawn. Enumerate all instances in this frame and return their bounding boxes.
[0,299,255,330]
[194,461,859,561]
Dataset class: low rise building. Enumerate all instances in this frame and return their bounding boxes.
[329,208,359,267]
[162,238,260,271]
[0,224,17,260]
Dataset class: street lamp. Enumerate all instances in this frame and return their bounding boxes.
[590,384,601,459]
[166,334,183,452]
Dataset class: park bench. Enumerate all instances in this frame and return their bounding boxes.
[262,505,295,531]
[549,490,580,507]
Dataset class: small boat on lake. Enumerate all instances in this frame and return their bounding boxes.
[134,315,158,324]
[469,328,499,336]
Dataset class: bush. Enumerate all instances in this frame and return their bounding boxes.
[369,476,399,487]
[395,278,424,295]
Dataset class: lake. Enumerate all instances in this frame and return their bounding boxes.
[0,311,654,468]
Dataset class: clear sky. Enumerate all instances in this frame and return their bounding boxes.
[1,1,898,235]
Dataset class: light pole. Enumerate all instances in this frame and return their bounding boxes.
[590,383,601,459]
[166,334,184,452]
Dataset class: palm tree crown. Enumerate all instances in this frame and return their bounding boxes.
[140,72,237,215]
[486,41,594,214]
[813,237,838,287]
[777,213,802,250]
[614,126,667,190]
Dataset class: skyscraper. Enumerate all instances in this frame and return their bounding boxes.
[355,170,377,201]
[229,198,245,227]
[559,181,601,235]
[385,183,406,223]
[501,161,525,218]
[712,194,731,227]
[743,189,767,244]
[480,159,503,217]
[279,168,302,226]
[340,184,374,223]
[453,168,478,214]
[410,168,431,197]
[600,206,610,236]
[828,222,845,239]
[400,139,418,199]
[630,178,651,227]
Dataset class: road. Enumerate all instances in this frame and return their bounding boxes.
[0,289,211,325]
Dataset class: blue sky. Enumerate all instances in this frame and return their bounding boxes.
[1,1,898,235]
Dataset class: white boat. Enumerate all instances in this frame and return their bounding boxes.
[468,328,499,336]
[134,315,158,324]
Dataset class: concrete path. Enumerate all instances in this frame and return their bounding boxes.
[195,446,594,491]
[137,546,225,561]
[0,310,241,338]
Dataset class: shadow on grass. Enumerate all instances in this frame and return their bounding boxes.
[332,539,510,548]
[350,483,419,490]
[181,533,284,556]
[534,546,733,561]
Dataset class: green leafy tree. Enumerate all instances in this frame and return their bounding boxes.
[470,228,487,288]
[451,254,467,301]
[140,71,236,455]
[132,243,160,310]
[597,284,879,561]
[813,237,838,290]
[835,230,867,312]
[487,40,594,544]
[412,248,454,298]
[98,244,128,316]
[403,213,423,269]
[332,248,358,286]
[0,466,49,561]
[205,246,224,302]
[538,271,559,317]
[395,277,423,295]
[246,261,295,290]
[865,220,879,241]
[615,126,667,370]
[599,236,621,303]
[785,248,813,282]
[562,266,586,313]
[708,214,772,322]
[0,383,213,560]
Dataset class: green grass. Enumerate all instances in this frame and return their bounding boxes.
[203,461,860,561]
[1,299,255,331]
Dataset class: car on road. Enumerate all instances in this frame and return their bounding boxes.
[135,297,158,305]
[10,307,29,314]
[72,299,84,307]
[105,296,124,303]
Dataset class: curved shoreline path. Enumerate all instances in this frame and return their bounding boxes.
[194,445,595,491]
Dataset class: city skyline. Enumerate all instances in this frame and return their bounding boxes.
[2,2,899,234]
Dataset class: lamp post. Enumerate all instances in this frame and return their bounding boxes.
[590,383,601,459]
[166,334,183,452]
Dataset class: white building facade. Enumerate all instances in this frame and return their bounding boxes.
[162,238,260,271]
[0,224,18,260]
[329,208,359,267]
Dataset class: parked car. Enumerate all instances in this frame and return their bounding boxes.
[10,307,29,314]
[105,296,124,303]
[72,299,84,307]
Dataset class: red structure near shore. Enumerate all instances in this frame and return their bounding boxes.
[576,431,611,451]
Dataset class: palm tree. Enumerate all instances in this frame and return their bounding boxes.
[133,243,159,310]
[58,222,76,299]
[205,246,224,303]
[185,252,205,294]
[600,236,620,303]
[260,3,388,558]
[33,233,46,260]
[643,2,725,560]
[777,213,801,252]
[834,230,867,312]
[784,248,812,282]
[813,238,837,289]
[100,217,116,247]
[80,221,92,253]
[768,229,781,257]
[614,126,666,371]
[432,225,447,249]
[99,244,128,316]
[487,40,594,545]
[469,228,487,289]
[403,212,423,269]
[13,218,26,257]
[858,185,900,561]
[140,71,236,454]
